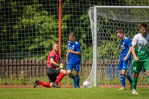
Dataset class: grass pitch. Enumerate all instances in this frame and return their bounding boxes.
[0,87,149,99]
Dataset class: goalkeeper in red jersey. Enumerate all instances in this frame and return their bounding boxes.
[34,42,66,88]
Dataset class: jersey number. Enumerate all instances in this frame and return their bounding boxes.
[133,67,137,70]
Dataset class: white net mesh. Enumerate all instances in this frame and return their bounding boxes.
[89,7,149,22]
[88,6,149,87]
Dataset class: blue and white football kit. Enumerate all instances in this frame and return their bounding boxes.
[66,41,81,88]
[118,36,132,71]
[118,36,132,88]
[67,41,81,71]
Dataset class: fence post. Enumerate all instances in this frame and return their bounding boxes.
[106,64,109,80]
[114,64,117,79]
[44,60,47,76]
[110,64,113,80]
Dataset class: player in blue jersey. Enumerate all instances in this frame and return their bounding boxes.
[66,32,81,88]
[115,29,132,90]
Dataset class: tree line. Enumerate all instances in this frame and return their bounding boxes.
[0,0,149,61]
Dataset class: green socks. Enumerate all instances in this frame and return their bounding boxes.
[132,78,137,89]
[132,76,149,89]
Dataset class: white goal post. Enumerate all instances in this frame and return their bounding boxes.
[89,6,149,87]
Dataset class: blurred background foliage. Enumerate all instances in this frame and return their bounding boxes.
[0,0,149,61]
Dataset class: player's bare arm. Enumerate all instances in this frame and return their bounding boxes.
[66,53,69,58]
[50,58,59,67]
[131,45,139,61]
[66,49,81,55]
[123,46,132,61]
[65,53,68,64]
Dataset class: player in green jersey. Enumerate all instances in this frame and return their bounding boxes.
[131,23,149,94]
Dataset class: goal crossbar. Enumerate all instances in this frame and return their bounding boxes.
[94,6,149,9]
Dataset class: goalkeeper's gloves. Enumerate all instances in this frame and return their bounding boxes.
[59,63,64,68]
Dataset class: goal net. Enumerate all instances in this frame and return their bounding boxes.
[87,6,149,87]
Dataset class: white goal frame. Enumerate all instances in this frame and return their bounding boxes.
[93,6,149,87]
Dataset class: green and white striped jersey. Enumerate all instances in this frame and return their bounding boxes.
[132,33,149,60]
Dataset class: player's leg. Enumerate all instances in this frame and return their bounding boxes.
[66,63,75,79]
[49,75,59,88]
[118,70,126,90]
[124,60,132,89]
[118,58,125,90]
[36,68,58,88]
[37,81,52,88]
[41,67,59,88]
[131,60,142,94]
[47,68,66,88]
[66,64,78,87]
[66,63,74,79]
[73,71,80,88]
[120,67,126,89]
[132,72,139,94]
[73,64,80,88]
[33,68,53,88]
[143,59,149,84]
[67,69,77,87]
[54,69,67,85]
[67,70,74,79]
[33,77,54,88]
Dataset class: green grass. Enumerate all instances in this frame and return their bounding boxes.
[0,87,149,99]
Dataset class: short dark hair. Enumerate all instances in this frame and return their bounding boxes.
[139,23,148,28]
[115,29,124,34]
[69,32,75,37]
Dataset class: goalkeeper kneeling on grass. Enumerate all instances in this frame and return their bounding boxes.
[34,42,66,88]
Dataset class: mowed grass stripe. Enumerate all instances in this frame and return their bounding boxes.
[0,88,149,99]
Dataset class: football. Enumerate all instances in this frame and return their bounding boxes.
[83,81,91,88]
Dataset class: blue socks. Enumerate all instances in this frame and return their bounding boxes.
[120,73,132,88]
[120,74,125,87]
[125,75,132,84]
[69,74,75,79]
[69,74,80,88]
[75,75,80,88]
